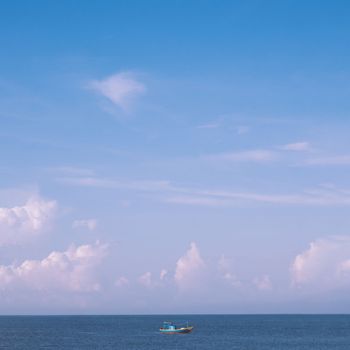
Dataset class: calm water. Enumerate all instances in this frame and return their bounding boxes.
[0,315,349,349]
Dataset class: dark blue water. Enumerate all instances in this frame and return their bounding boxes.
[0,315,349,349]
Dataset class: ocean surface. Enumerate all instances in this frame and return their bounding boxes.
[0,315,349,349]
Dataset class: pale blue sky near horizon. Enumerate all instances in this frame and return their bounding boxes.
[1,0,350,314]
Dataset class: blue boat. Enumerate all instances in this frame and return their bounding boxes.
[159,321,193,334]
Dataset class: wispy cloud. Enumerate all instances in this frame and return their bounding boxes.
[196,122,249,135]
[72,219,97,231]
[203,141,314,165]
[280,142,311,152]
[204,149,278,163]
[194,186,350,206]
[165,195,227,207]
[57,177,171,192]
[57,175,350,207]
[48,166,95,177]
[304,155,350,166]
[88,71,145,111]
[197,123,220,129]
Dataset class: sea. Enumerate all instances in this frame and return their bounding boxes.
[0,315,349,349]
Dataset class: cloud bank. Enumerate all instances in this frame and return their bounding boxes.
[0,241,108,293]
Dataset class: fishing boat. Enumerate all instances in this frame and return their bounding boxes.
[159,321,193,334]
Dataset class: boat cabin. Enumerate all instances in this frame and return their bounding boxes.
[162,322,176,330]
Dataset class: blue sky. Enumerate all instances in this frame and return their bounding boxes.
[1,0,350,314]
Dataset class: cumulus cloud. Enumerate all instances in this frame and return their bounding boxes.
[218,255,242,288]
[88,71,145,111]
[174,242,205,290]
[0,196,57,245]
[0,241,108,293]
[222,272,242,288]
[160,269,168,280]
[291,236,350,291]
[253,275,272,291]
[138,271,152,288]
[72,219,97,231]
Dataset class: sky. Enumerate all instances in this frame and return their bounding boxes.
[1,0,350,314]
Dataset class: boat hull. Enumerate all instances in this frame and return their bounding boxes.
[160,326,193,334]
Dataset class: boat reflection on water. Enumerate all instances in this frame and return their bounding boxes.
[159,321,193,334]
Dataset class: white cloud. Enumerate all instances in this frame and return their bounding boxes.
[253,275,272,291]
[165,195,227,207]
[338,259,350,275]
[305,155,350,166]
[115,276,129,288]
[291,236,350,291]
[88,71,145,111]
[205,149,277,163]
[58,177,171,192]
[280,142,310,152]
[0,196,57,245]
[72,219,97,231]
[138,271,152,288]
[0,241,108,293]
[48,166,95,177]
[218,255,242,288]
[197,123,250,134]
[174,242,205,290]
[222,272,242,288]
[137,269,170,288]
[166,186,350,207]
[160,269,168,280]
[59,175,350,208]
